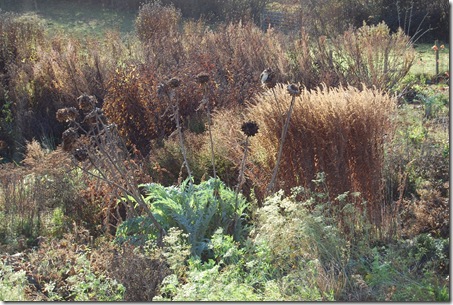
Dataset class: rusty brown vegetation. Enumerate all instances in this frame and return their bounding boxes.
[0,1,449,301]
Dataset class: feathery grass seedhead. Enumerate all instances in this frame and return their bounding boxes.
[196,73,210,84]
[260,68,276,89]
[287,84,302,97]
[168,77,181,88]
[73,147,89,162]
[56,107,78,123]
[241,121,259,137]
[77,94,96,112]
[62,127,78,152]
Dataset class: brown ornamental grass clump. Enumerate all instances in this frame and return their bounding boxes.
[247,84,396,225]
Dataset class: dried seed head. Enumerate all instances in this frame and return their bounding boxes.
[83,108,104,125]
[77,94,96,112]
[73,147,89,162]
[260,68,276,89]
[157,82,169,96]
[62,127,78,151]
[287,84,302,97]
[196,73,210,84]
[168,77,181,88]
[241,121,259,137]
[56,107,78,123]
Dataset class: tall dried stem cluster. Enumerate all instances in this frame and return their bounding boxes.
[249,84,396,226]
[56,95,166,244]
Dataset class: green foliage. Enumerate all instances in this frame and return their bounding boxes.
[416,88,449,119]
[42,253,125,301]
[363,234,449,301]
[0,260,27,301]
[116,178,249,256]
[47,207,68,239]
[253,190,349,300]
[156,228,282,301]
[65,255,125,301]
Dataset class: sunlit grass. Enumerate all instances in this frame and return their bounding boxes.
[1,1,136,38]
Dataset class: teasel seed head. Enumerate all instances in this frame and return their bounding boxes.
[287,83,302,97]
[196,73,210,84]
[56,107,78,123]
[241,121,259,137]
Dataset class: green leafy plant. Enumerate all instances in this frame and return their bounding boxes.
[155,228,282,301]
[65,255,125,301]
[0,260,28,301]
[116,177,248,256]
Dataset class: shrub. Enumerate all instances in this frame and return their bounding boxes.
[103,64,172,152]
[317,22,416,91]
[26,229,124,301]
[383,102,449,238]
[108,243,171,301]
[252,190,349,300]
[362,234,449,301]
[0,140,83,250]
[155,228,282,301]
[135,1,181,44]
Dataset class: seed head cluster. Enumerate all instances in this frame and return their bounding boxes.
[287,84,302,97]
[168,77,181,88]
[62,127,78,152]
[83,108,105,125]
[73,147,89,162]
[56,107,78,123]
[241,121,259,137]
[195,73,210,84]
[77,94,96,112]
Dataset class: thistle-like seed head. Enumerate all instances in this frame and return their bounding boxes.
[196,73,210,84]
[157,82,169,96]
[56,107,78,123]
[62,127,78,151]
[73,148,89,162]
[287,84,302,97]
[241,121,259,137]
[77,94,96,112]
[83,108,104,125]
[168,77,181,88]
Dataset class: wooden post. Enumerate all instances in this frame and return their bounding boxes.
[435,40,439,76]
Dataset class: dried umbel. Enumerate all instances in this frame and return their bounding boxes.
[260,68,276,89]
[287,84,302,97]
[77,94,96,112]
[241,121,259,137]
[56,107,78,123]
[73,147,89,162]
[195,73,210,85]
[168,77,181,88]
[62,128,79,151]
